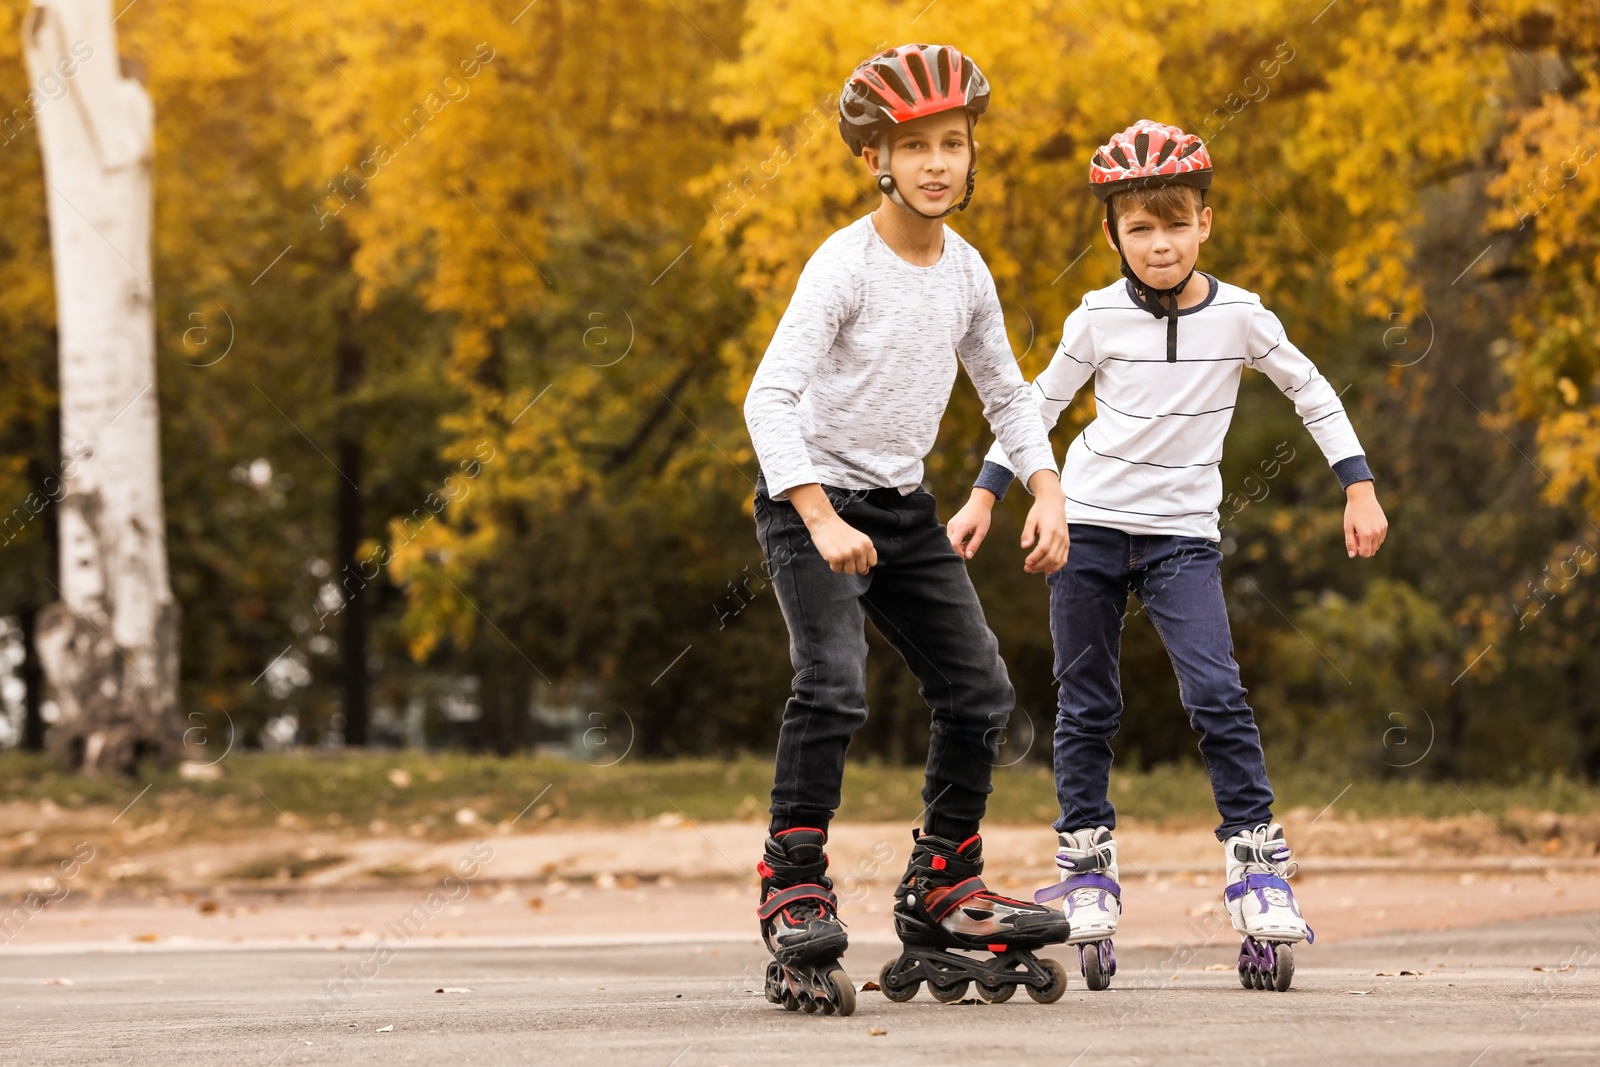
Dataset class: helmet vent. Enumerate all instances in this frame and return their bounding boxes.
[905,50,933,99]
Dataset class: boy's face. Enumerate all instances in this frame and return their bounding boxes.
[1104,202,1213,290]
[862,110,972,216]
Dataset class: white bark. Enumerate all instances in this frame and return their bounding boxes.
[24,0,178,773]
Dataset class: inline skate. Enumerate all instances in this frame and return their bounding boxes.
[1035,826,1119,990]
[1224,822,1312,992]
[757,827,855,1015]
[878,830,1070,1005]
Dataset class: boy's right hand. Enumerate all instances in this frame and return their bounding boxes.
[810,515,878,575]
[789,483,878,575]
[948,490,996,559]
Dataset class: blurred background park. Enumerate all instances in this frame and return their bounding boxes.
[2,0,1600,810]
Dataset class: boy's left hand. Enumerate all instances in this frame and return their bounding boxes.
[1344,481,1388,558]
[1022,471,1070,574]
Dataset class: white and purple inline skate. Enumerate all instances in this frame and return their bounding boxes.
[1034,826,1120,990]
[1224,822,1312,992]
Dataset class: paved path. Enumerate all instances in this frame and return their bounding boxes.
[3,913,1598,1065]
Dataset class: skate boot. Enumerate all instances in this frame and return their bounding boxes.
[756,827,855,1015]
[1034,827,1120,990]
[878,830,1070,1005]
[1224,821,1312,992]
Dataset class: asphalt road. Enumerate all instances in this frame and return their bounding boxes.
[3,914,1598,1066]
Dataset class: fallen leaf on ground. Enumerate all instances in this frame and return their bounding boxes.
[41,978,73,986]
[1533,964,1573,973]
[197,900,219,914]
[859,981,881,991]
[1345,989,1375,995]
[868,1028,887,1036]
[435,987,473,994]
[132,933,159,943]
[1203,963,1229,971]
[375,1024,394,1032]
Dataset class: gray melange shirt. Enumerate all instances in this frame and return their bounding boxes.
[744,215,1057,500]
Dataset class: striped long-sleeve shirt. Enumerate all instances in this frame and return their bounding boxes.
[744,215,1058,500]
[977,275,1371,540]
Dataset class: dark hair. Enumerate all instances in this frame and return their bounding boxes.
[1106,183,1207,241]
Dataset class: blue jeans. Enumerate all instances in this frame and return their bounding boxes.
[1047,524,1274,841]
[754,475,1014,841]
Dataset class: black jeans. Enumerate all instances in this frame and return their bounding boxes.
[1047,523,1275,841]
[754,475,1014,841]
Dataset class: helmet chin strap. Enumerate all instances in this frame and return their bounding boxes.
[873,118,978,221]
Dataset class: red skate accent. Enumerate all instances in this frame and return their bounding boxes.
[757,860,774,879]
[931,856,946,871]
[924,876,989,921]
[773,827,825,838]
[756,883,837,922]
[987,944,1007,953]
[957,833,982,853]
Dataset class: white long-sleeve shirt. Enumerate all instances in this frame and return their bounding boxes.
[744,215,1058,500]
[977,275,1370,540]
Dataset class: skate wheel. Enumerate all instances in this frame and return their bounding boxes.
[824,966,856,1017]
[1026,958,1069,1005]
[929,978,970,1004]
[1271,943,1294,992]
[978,977,1015,1004]
[1238,964,1253,990]
[782,991,801,1011]
[1082,943,1111,992]
[878,960,919,1003]
[1251,964,1267,990]
[764,961,784,1004]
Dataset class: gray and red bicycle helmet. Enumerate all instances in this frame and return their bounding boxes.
[838,44,990,219]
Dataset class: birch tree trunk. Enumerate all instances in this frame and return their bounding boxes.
[23,0,179,774]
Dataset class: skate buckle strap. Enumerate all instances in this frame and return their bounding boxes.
[926,876,989,922]
[1224,872,1290,901]
[1034,871,1120,904]
[1225,873,1312,941]
[757,883,837,922]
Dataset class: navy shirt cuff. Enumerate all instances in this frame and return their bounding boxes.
[1332,454,1373,488]
[974,460,1016,502]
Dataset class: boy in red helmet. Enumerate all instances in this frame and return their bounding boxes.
[948,119,1389,993]
[743,44,1073,1012]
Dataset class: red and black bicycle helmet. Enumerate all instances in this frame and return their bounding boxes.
[1089,119,1212,202]
[839,44,990,218]
[1089,120,1215,361]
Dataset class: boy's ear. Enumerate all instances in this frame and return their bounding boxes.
[861,142,882,176]
[1197,204,1213,243]
[1101,217,1120,251]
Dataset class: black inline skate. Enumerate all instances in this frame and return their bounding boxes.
[757,827,855,1016]
[878,830,1071,1005]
